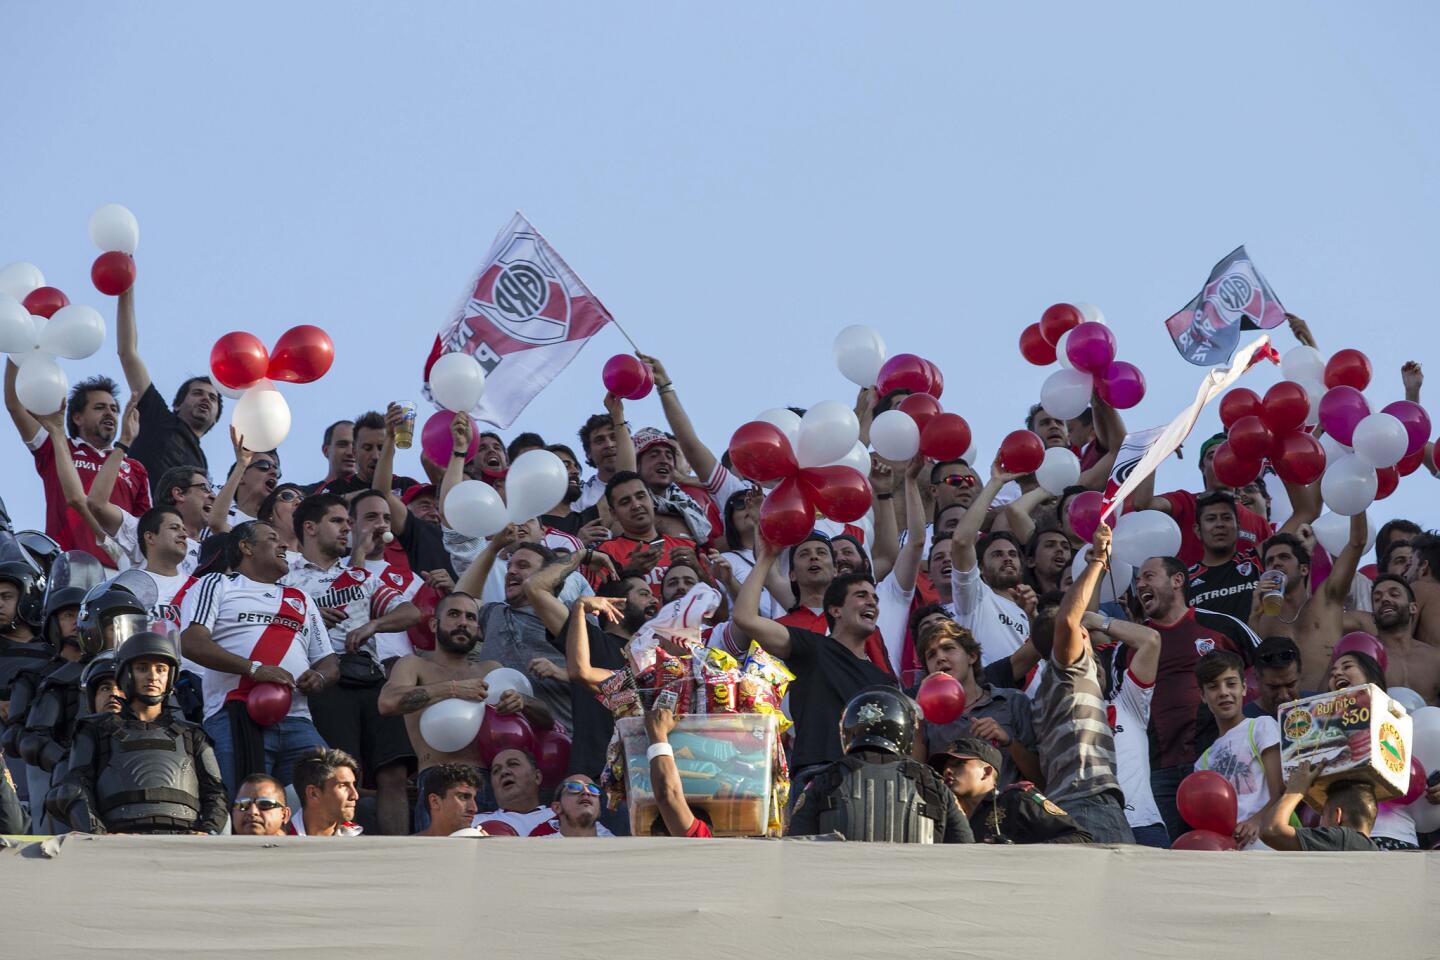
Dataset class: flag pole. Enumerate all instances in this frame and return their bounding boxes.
[610,317,641,353]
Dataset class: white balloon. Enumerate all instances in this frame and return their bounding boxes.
[826,439,872,477]
[1321,452,1378,516]
[870,409,919,461]
[832,325,887,387]
[1040,368,1093,421]
[1311,511,1354,558]
[428,352,487,413]
[1069,548,1134,605]
[38,304,105,360]
[1411,706,1440,777]
[962,442,978,466]
[1281,346,1326,385]
[1074,303,1106,325]
[1297,378,1325,427]
[505,449,568,523]
[0,296,36,354]
[756,407,802,452]
[231,382,292,451]
[1388,687,1427,714]
[213,379,246,400]
[1054,329,1075,370]
[445,479,508,538]
[1112,510,1182,567]
[88,203,140,254]
[0,262,44,301]
[1034,446,1080,496]
[1351,412,1408,468]
[1318,431,1351,464]
[797,400,859,468]
[483,667,534,705]
[418,699,484,752]
[15,352,68,415]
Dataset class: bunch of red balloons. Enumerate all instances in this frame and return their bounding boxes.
[728,421,872,546]
[602,354,654,400]
[875,352,944,400]
[1019,303,1146,411]
[1214,382,1326,487]
[211,325,335,390]
[1173,770,1239,851]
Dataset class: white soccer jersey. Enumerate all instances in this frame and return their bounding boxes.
[362,559,422,662]
[283,556,406,661]
[114,510,202,576]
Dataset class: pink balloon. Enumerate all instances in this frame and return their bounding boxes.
[1381,401,1431,458]
[421,411,478,465]
[1066,490,1103,543]
[1317,386,1370,447]
[1097,361,1145,409]
[1064,322,1116,375]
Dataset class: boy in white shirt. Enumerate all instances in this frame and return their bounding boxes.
[1194,650,1283,849]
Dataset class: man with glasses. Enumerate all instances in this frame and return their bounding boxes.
[222,449,282,528]
[531,775,615,837]
[230,772,293,836]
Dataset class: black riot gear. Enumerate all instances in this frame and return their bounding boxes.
[839,685,918,756]
[115,632,180,704]
[81,652,120,713]
[76,586,149,659]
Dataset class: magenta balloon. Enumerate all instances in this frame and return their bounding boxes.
[1064,322,1117,375]
[1066,490,1103,543]
[422,411,478,464]
[1097,361,1145,409]
[1317,386,1370,447]
[1382,400,1431,457]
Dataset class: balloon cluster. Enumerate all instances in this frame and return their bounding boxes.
[89,204,139,296]
[1020,303,1146,414]
[601,354,653,400]
[729,409,873,547]
[1173,770,1239,851]
[212,325,335,452]
[446,447,569,537]
[1213,379,1326,490]
[417,675,573,786]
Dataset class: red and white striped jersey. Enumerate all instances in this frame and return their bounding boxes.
[283,556,407,660]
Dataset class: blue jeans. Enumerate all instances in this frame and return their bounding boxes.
[1063,793,1135,844]
[1149,764,1190,842]
[203,713,328,798]
[1131,822,1171,849]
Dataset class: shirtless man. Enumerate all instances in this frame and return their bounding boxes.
[1402,532,1440,649]
[1371,575,1440,704]
[1249,516,1366,692]
[378,592,552,770]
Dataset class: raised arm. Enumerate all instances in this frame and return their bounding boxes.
[891,461,926,592]
[639,353,718,483]
[524,550,584,637]
[436,413,473,526]
[1322,512,1370,605]
[1401,362,1437,476]
[375,403,411,536]
[1259,760,1323,852]
[1055,523,1112,666]
[644,704,698,837]
[3,359,40,443]
[732,536,793,659]
[1126,468,1171,515]
[1084,610,1160,684]
[566,596,624,691]
[84,398,140,536]
[207,427,251,534]
[1278,476,1322,535]
[951,454,1019,575]
[114,286,152,396]
[869,457,900,584]
[35,413,106,542]
[455,527,513,597]
[604,392,636,474]
[997,484,1049,543]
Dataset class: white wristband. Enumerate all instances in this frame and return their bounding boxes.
[646,742,674,761]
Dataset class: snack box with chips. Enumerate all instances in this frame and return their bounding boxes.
[1277,684,1412,807]
[617,713,777,837]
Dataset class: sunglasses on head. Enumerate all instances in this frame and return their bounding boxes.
[939,475,977,488]
[232,797,285,812]
[561,781,601,797]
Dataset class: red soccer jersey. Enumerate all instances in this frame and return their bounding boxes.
[1143,608,1238,769]
[1161,488,1272,567]
[31,433,151,566]
[597,534,696,588]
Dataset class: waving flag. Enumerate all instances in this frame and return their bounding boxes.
[424,213,613,427]
[1164,246,1286,366]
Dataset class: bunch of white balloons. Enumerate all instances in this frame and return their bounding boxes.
[444,448,570,539]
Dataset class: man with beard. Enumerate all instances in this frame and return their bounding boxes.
[531,774,615,837]
[1024,527,1071,596]
[1402,532,1440,649]
[1370,575,1440,703]
[5,368,151,565]
[1133,555,1240,840]
[949,455,1036,669]
[414,763,481,837]
[564,583,659,778]
[596,472,696,590]
[326,410,418,499]
[379,591,551,827]
[304,421,355,494]
[575,395,636,511]
[540,443,607,544]
[115,286,222,489]
[1249,518,1367,691]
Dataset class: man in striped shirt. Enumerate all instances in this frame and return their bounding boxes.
[1033,521,1134,844]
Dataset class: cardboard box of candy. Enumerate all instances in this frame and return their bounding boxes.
[1278,684,1413,807]
[617,713,778,837]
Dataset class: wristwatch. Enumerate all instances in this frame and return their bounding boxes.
[248,660,262,678]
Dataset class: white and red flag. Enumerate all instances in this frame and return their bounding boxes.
[424,213,614,427]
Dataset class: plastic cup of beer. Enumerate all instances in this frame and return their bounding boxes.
[394,401,417,449]
[1260,571,1287,615]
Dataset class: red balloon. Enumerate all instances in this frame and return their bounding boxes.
[477,819,519,837]
[1019,323,1057,365]
[898,393,942,434]
[1039,303,1083,346]
[91,252,136,296]
[23,286,68,319]
[919,413,972,462]
[758,476,816,547]
[267,325,335,384]
[875,353,933,397]
[916,673,966,725]
[1172,829,1238,852]
[245,681,292,727]
[728,421,798,483]
[1397,448,1426,477]
[601,354,648,399]
[210,332,271,390]
[534,729,572,787]
[1218,388,1263,431]
[1226,415,1274,461]
[998,430,1044,475]
[477,707,535,766]
[797,465,872,523]
[1211,442,1263,487]
[1065,490,1103,543]
[1324,348,1373,391]
[922,359,944,399]
[1261,381,1310,434]
[1177,770,1238,836]
[1271,431,1327,486]
[1375,465,1399,500]
[1334,631,1388,673]
[1399,757,1426,805]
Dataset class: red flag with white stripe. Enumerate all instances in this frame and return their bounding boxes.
[424,212,614,427]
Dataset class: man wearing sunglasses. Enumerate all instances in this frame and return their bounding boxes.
[231,772,292,836]
[215,449,282,531]
[531,775,615,837]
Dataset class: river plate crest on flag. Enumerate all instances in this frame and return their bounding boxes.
[466,231,572,346]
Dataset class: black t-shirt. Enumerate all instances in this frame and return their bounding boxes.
[129,383,207,494]
[566,614,630,779]
[1186,557,1260,627]
[542,506,601,538]
[311,474,420,498]
[397,514,455,578]
[1296,826,1379,851]
[785,627,897,771]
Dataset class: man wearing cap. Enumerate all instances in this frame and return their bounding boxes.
[931,737,1090,844]
[631,426,714,545]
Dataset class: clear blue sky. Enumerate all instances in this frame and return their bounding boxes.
[3,2,1437,549]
